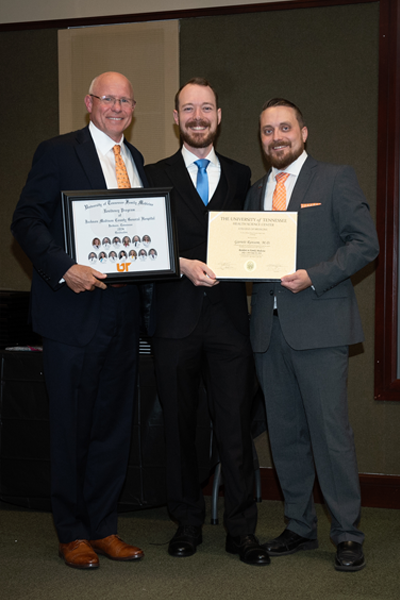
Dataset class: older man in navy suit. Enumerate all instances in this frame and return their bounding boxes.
[245,98,379,571]
[12,72,148,569]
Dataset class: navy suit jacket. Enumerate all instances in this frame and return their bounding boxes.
[12,126,149,346]
[244,156,379,351]
[145,150,251,339]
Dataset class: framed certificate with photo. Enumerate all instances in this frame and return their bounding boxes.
[62,188,180,283]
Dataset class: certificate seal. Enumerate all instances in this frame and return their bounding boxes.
[245,260,256,273]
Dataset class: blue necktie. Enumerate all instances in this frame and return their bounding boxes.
[194,159,210,205]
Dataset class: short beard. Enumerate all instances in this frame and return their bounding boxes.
[180,120,217,149]
[267,143,304,170]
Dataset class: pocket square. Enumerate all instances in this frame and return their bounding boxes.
[301,203,321,208]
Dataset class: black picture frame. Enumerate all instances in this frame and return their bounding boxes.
[62,188,180,283]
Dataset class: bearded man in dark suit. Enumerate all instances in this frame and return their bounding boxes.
[145,78,269,566]
[245,98,379,571]
[11,72,148,570]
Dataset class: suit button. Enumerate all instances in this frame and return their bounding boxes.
[269,290,274,296]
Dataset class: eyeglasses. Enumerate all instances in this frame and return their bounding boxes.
[90,94,136,108]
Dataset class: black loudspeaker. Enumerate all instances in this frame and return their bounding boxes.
[0,349,218,511]
[0,290,42,349]
[0,350,51,509]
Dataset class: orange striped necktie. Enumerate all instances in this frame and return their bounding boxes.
[113,145,131,188]
[272,172,290,211]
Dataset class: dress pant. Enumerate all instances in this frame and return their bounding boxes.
[43,285,141,543]
[152,295,258,537]
[254,313,364,545]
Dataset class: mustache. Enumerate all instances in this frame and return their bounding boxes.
[268,140,291,151]
[185,119,210,129]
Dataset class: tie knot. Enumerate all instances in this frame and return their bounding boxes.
[113,145,121,156]
[195,159,210,172]
[276,172,289,184]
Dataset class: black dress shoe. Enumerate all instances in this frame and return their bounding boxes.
[226,534,271,566]
[263,529,318,556]
[335,541,365,572]
[168,525,202,557]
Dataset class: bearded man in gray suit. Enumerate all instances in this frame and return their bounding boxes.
[245,98,379,571]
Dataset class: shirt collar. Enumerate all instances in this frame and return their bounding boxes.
[181,145,219,168]
[89,121,124,155]
[271,150,308,179]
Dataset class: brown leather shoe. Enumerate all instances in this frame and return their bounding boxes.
[90,534,144,561]
[59,539,99,569]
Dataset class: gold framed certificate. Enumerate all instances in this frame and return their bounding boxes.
[207,211,298,281]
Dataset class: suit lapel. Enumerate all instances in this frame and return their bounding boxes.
[209,154,234,210]
[258,174,269,210]
[125,140,149,187]
[164,151,207,226]
[249,173,268,211]
[287,156,318,211]
[75,127,107,189]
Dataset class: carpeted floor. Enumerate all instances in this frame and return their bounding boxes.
[0,498,398,600]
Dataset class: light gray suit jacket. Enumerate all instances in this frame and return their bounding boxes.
[244,156,379,352]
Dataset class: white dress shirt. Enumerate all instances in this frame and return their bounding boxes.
[263,150,308,210]
[182,145,221,203]
[89,121,143,189]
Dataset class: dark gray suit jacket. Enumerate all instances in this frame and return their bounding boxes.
[244,156,379,352]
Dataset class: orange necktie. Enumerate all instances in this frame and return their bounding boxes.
[113,145,131,188]
[272,172,290,211]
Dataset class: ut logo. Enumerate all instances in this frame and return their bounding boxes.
[116,262,131,272]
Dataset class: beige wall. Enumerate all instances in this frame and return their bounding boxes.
[58,22,179,164]
[0,0,296,25]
